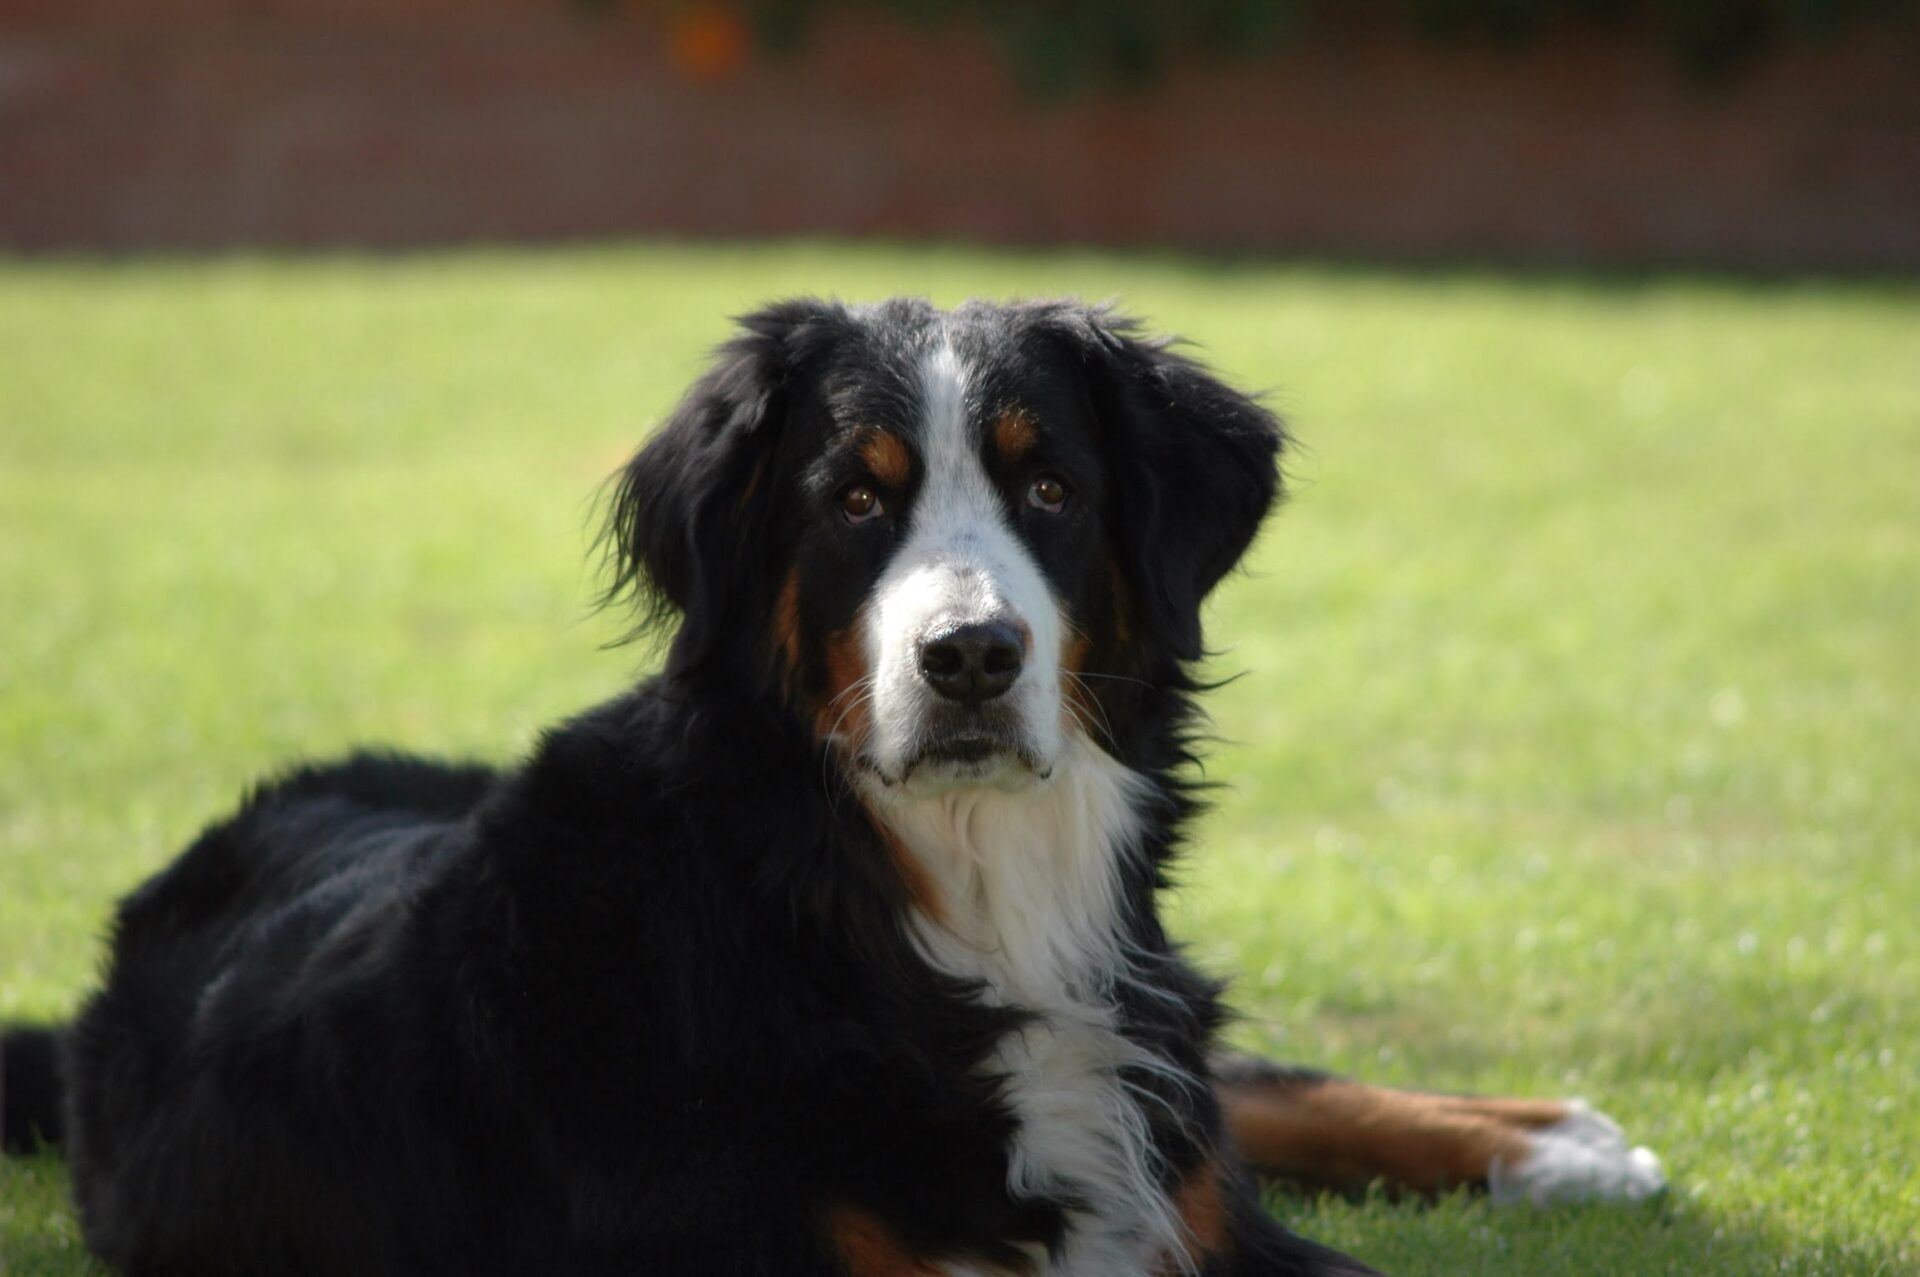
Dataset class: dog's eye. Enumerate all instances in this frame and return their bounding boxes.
[841,485,884,524]
[1027,475,1069,514]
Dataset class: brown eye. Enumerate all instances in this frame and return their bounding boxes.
[841,484,883,524]
[1028,474,1069,514]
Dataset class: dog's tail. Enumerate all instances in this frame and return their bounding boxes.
[1,1025,68,1153]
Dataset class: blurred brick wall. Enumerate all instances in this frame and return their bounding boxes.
[2,2,1917,267]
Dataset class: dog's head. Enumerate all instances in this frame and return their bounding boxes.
[607,298,1281,793]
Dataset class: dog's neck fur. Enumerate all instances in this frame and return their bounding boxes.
[859,735,1194,1277]
[862,734,1148,999]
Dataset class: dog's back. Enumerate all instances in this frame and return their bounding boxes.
[54,755,502,1274]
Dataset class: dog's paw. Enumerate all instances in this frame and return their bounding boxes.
[1487,1101,1667,1206]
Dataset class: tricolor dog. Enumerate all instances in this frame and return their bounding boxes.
[0,299,1662,1276]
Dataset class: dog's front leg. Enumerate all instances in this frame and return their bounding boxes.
[1212,1053,1665,1207]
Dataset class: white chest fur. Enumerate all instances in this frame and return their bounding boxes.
[864,740,1194,1277]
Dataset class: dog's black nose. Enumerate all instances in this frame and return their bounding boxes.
[918,621,1025,704]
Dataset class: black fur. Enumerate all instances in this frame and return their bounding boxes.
[2,1025,65,1152]
[2,299,1379,1277]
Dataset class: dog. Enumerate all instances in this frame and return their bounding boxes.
[1,298,1663,1276]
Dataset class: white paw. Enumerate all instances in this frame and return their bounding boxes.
[1488,1101,1667,1206]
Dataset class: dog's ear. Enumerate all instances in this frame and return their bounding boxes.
[603,298,843,676]
[1047,305,1283,663]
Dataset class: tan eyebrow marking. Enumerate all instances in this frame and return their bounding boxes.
[993,409,1039,463]
[858,431,912,488]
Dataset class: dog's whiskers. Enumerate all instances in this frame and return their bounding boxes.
[1065,669,1121,750]
[1066,670,1154,690]
[818,674,879,812]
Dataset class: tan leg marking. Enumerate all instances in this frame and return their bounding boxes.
[1419,1094,1575,1129]
[1219,1074,1565,1195]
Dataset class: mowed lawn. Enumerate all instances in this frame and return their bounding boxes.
[2,245,1915,1276]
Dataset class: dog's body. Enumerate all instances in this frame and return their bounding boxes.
[1,299,1661,1276]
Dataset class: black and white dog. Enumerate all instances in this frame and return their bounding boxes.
[1,299,1662,1277]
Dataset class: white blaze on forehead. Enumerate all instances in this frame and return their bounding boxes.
[859,339,1064,784]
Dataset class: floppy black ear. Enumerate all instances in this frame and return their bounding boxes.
[602,299,843,676]
[1055,306,1283,663]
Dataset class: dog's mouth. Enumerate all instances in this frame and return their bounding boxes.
[861,721,1051,790]
[921,733,1003,765]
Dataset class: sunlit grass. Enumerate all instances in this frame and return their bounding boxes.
[3,244,1916,1275]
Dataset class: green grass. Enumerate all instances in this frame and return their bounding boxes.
[2,244,1916,1276]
